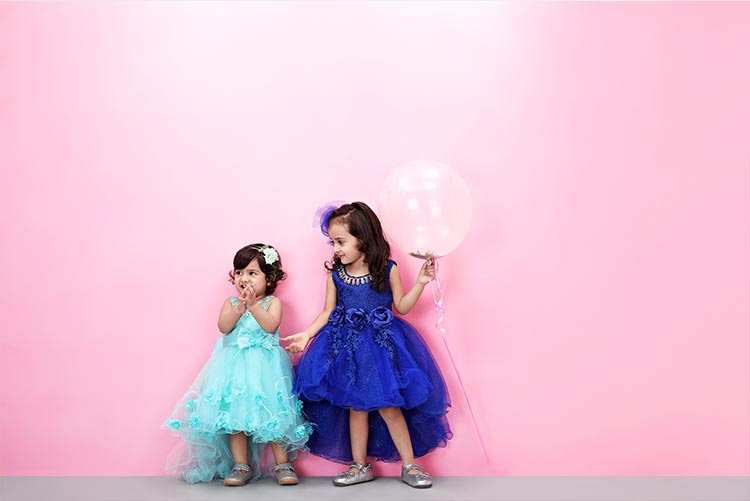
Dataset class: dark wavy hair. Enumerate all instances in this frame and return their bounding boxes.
[227,243,287,294]
[324,202,391,292]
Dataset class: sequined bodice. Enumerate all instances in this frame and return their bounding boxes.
[333,261,395,311]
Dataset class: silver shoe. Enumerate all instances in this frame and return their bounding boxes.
[223,463,252,486]
[401,463,432,488]
[332,462,374,486]
[273,462,299,485]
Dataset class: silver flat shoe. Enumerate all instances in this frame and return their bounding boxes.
[223,463,252,486]
[273,462,299,485]
[401,463,432,488]
[332,462,374,486]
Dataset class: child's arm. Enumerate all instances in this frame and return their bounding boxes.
[218,297,245,334]
[282,273,337,353]
[390,260,436,315]
[247,297,282,333]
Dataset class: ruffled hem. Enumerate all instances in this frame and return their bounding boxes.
[309,435,452,465]
[299,398,452,464]
[164,418,313,449]
[163,432,301,484]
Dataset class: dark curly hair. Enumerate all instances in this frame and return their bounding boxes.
[227,243,287,294]
[324,202,391,292]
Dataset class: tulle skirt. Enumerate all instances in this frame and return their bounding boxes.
[163,337,312,483]
[294,316,452,463]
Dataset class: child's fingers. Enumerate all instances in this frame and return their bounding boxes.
[280,335,299,352]
[285,343,301,353]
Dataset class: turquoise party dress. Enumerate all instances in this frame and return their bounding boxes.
[294,261,452,464]
[163,295,312,483]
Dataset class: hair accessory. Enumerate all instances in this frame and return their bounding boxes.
[253,245,279,265]
[312,200,345,237]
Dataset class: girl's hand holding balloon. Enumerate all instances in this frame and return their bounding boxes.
[418,259,436,285]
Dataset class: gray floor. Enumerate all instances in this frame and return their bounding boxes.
[1,476,749,501]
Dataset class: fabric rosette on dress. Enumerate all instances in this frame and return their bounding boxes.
[163,296,312,483]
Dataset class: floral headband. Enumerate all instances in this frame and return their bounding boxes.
[253,245,279,266]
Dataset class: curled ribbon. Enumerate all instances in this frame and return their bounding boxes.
[427,257,491,464]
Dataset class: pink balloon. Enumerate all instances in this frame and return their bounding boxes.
[379,160,472,258]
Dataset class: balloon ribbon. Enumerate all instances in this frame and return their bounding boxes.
[428,258,491,464]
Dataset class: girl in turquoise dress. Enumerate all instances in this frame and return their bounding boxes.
[163,244,312,486]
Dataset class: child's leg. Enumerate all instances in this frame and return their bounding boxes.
[349,409,369,471]
[270,443,299,485]
[377,407,419,471]
[224,433,253,486]
[269,442,289,465]
[229,432,249,465]
[331,410,374,486]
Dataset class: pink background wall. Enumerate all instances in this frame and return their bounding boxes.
[1,2,748,477]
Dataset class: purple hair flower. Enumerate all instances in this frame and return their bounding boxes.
[312,200,345,237]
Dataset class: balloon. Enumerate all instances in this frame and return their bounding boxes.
[379,160,472,259]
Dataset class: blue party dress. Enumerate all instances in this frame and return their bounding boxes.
[293,260,452,464]
[163,296,312,483]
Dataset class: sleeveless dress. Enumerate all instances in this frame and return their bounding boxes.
[293,260,452,464]
[163,295,312,483]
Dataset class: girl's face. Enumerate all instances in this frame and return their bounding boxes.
[233,258,267,298]
[329,222,364,266]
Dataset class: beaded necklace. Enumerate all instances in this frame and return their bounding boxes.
[337,265,372,286]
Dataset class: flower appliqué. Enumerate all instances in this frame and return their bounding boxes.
[204,388,222,406]
[294,423,313,439]
[232,385,248,400]
[344,308,367,383]
[345,308,367,332]
[259,246,279,265]
[215,411,229,429]
[189,413,201,429]
[370,306,399,374]
[327,306,345,359]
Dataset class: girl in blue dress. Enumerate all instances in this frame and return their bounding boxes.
[284,202,452,488]
[164,244,312,486]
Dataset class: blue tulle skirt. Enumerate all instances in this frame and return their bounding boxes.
[294,314,452,463]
